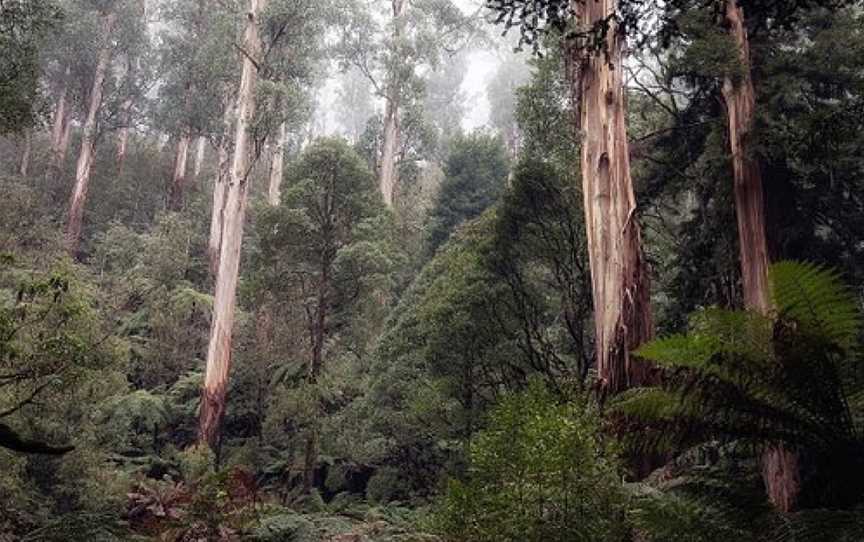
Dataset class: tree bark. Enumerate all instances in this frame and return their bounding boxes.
[378,0,406,208]
[268,121,287,206]
[566,0,653,397]
[59,115,73,166]
[199,0,267,451]
[115,102,132,175]
[65,12,117,256]
[18,131,32,177]
[168,133,191,210]
[193,135,206,183]
[116,57,136,175]
[720,0,800,513]
[208,101,233,276]
[47,67,70,180]
[302,266,329,494]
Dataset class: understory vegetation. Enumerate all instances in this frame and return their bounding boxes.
[1,0,864,540]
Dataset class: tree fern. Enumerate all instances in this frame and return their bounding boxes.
[770,261,861,353]
[614,261,864,509]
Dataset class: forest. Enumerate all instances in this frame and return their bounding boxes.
[1,0,864,540]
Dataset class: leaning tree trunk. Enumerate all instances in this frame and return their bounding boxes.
[378,0,406,208]
[65,12,117,256]
[168,133,191,210]
[721,0,800,513]
[208,101,234,276]
[566,0,653,397]
[268,120,287,206]
[199,0,267,452]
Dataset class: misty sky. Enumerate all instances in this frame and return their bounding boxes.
[318,0,529,136]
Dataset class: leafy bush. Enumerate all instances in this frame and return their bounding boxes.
[367,466,413,504]
[435,380,629,542]
[251,512,317,542]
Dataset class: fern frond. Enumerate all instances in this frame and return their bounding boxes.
[767,508,864,542]
[770,261,861,352]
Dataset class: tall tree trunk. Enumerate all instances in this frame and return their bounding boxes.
[18,131,32,177]
[168,133,191,210]
[47,67,70,180]
[116,57,136,175]
[268,120,287,206]
[199,0,267,451]
[208,102,233,276]
[378,0,406,208]
[566,0,653,397]
[721,0,799,513]
[59,115,73,165]
[193,135,206,183]
[115,102,132,175]
[65,12,117,256]
[302,268,329,494]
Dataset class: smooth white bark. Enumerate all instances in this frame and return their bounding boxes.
[200,0,267,450]
[65,12,117,255]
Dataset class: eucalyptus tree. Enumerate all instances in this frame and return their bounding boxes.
[111,0,150,175]
[486,52,531,163]
[487,0,654,397]
[487,0,863,511]
[336,0,479,207]
[422,51,469,158]
[199,0,268,452]
[65,0,135,255]
[335,66,376,145]
[199,0,327,452]
[154,0,237,210]
[258,0,323,206]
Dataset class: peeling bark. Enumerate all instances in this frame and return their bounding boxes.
[721,0,799,512]
[268,121,287,206]
[193,135,206,183]
[722,1,770,315]
[208,102,233,276]
[378,0,406,208]
[199,0,267,451]
[567,0,653,397]
[168,133,191,210]
[65,12,117,256]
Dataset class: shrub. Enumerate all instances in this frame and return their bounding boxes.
[435,380,629,542]
[367,466,413,504]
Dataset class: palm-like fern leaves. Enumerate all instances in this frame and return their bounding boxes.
[614,261,864,508]
[770,261,860,352]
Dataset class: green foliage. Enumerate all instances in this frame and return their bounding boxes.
[616,261,864,509]
[425,133,508,256]
[770,261,861,352]
[252,512,317,542]
[0,0,60,133]
[366,467,412,504]
[436,380,628,542]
